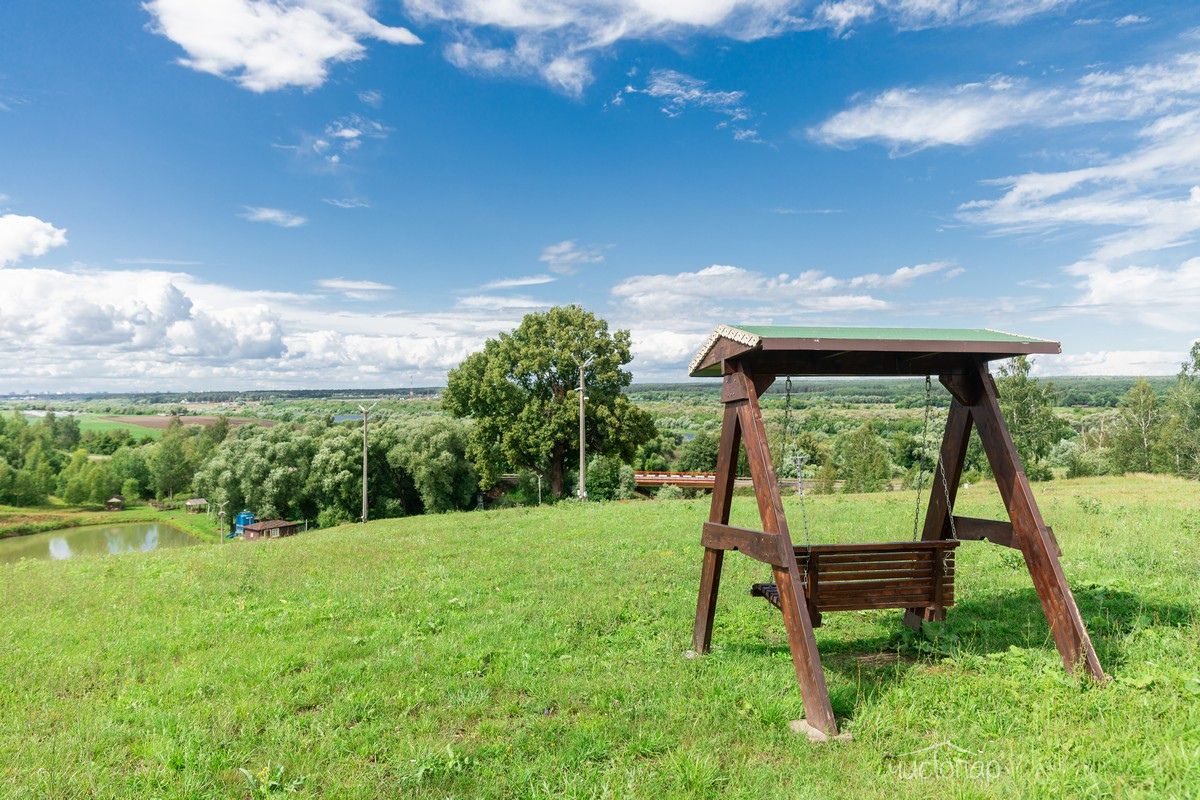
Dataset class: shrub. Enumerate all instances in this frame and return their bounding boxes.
[655,484,684,500]
[587,455,635,501]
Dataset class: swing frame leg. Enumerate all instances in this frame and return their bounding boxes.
[906,363,1104,681]
[691,364,838,736]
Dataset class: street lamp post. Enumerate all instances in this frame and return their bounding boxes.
[574,355,593,500]
[358,401,378,523]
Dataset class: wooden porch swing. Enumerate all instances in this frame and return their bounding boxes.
[688,325,1105,739]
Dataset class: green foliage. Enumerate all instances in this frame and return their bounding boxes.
[444,306,655,497]
[120,478,140,499]
[655,483,684,500]
[586,455,635,501]
[387,417,478,514]
[675,431,719,472]
[996,357,1067,477]
[149,418,193,499]
[834,422,892,493]
[1109,379,1160,473]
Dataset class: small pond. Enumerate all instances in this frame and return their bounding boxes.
[0,521,202,564]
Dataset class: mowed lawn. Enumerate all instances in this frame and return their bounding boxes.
[2,476,1199,798]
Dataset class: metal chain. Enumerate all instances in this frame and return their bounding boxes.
[794,450,813,548]
[939,454,959,540]
[912,375,933,541]
[782,376,813,549]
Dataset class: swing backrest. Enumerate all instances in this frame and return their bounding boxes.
[796,540,958,612]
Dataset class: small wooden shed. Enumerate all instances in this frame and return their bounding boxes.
[242,519,301,540]
[185,498,208,514]
[105,495,125,511]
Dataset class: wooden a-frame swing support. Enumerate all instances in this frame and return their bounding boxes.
[688,326,1105,737]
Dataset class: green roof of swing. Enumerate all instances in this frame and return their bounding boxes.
[688,324,1060,377]
[730,325,1052,343]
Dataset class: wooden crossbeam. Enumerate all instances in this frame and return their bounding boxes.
[701,522,787,567]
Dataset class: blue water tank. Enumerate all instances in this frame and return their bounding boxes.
[234,510,256,535]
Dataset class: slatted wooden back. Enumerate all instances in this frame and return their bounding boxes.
[796,541,958,613]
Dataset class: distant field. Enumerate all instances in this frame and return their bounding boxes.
[2,475,1198,797]
[100,415,276,431]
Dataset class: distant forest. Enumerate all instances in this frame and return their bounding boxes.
[2,375,1181,409]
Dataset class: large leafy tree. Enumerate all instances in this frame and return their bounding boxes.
[1156,342,1200,478]
[995,356,1066,480]
[834,422,892,493]
[444,305,655,497]
[1109,379,1160,474]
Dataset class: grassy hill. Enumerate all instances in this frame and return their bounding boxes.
[3,475,1199,798]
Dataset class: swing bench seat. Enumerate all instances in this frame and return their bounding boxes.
[751,540,958,618]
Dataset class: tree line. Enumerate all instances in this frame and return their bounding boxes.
[3,308,1198,524]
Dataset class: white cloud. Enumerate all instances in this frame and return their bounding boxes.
[539,240,605,275]
[1115,14,1149,27]
[1060,258,1200,332]
[316,277,394,300]
[618,69,761,142]
[115,257,202,266]
[0,265,552,390]
[1034,350,1186,376]
[322,197,371,209]
[357,89,383,107]
[961,111,1200,263]
[144,0,420,92]
[481,274,557,289]
[455,295,553,311]
[241,206,308,227]
[0,213,68,266]
[848,260,956,288]
[404,0,1070,94]
[610,263,889,316]
[812,50,1200,151]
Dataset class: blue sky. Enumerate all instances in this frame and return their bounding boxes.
[2,0,1199,390]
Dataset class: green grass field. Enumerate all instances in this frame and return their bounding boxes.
[2,475,1199,798]
[74,413,165,439]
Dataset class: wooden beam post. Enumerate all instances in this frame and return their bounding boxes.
[731,364,838,735]
[968,361,1105,680]
[692,401,741,654]
[904,393,973,628]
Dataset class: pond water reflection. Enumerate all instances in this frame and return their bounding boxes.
[0,521,202,564]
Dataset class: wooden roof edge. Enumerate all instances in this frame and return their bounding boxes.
[687,324,762,377]
[756,337,1062,355]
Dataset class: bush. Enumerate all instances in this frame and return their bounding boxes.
[655,484,684,500]
[586,455,635,501]
[317,507,353,528]
[121,478,141,501]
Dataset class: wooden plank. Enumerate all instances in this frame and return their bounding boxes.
[692,402,742,654]
[819,596,956,612]
[969,360,1104,681]
[701,522,786,567]
[733,363,838,735]
[953,516,1017,548]
[797,541,960,555]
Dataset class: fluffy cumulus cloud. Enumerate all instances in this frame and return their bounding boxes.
[144,0,421,92]
[607,260,983,377]
[0,265,556,390]
[403,0,1070,94]
[0,214,68,266]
